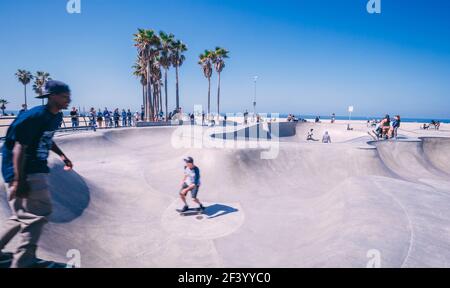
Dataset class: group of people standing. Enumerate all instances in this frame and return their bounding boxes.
[69,107,139,129]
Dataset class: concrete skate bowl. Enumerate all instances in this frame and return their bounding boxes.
[0,127,450,267]
[373,138,450,189]
[420,137,450,176]
[281,122,371,143]
[210,122,296,140]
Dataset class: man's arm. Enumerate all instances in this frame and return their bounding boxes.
[10,142,29,200]
[51,143,73,170]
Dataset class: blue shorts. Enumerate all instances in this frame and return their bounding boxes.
[181,183,200,199]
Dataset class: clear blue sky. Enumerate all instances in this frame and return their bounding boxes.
[1,0,449,118]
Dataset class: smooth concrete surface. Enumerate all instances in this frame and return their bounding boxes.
[0,121,449,267]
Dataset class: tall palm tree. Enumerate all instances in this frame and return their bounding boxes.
[133,58,147,119]
[133,29,161,121]
[33,71,52,105]
[211,47,230,121]
[0,99,9,116]
[198,50,213,118]
[159,31,174,121]
[151,60,162,119]
[171,39,187,110]
[15,69,33,108]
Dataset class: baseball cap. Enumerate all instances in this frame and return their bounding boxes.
[36,80,71,99]
[183,156,194,163]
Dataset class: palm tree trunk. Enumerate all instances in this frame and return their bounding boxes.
[164,69,168,122]
[146,63,153,121]
[153,85,158,121]
[207,77,211,119]
[159,88,162,118]
[175,65,180,109]
[142,84,145,113]
[143,84,147,120]
[159,85,162,117]
[217,72,221,122]
[24,84,27,107]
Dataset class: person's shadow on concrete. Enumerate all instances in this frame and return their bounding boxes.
[47,161,90,223]
[0,161,90,224]
[203,204,238,219]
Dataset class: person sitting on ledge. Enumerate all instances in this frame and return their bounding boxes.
[307,129,319,141]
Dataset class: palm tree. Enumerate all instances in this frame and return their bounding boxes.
[159,31,175,121]
[0,99,9,116]
[171,39,187,110]
[211,47,230,121]
[15,69,33,108]
[133,29,161,121]
[198,50,213,118]
[132,58,147,119]
[33,71,52,105]
[151,60,162,119]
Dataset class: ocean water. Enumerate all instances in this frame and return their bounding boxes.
[220,113,450,124]
[286,115,450,124]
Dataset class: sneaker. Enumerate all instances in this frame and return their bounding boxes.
[179,205,189,213]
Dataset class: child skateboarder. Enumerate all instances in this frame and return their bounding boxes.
[178,157,204,213]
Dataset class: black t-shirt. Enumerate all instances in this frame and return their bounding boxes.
[70,110,78,120]
[2,105,63,182]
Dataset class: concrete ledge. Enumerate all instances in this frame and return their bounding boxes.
[136,121,182,127]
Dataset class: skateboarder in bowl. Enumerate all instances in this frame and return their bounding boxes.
[178,157,204,213]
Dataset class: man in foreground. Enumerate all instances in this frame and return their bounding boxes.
[0,80,74,268]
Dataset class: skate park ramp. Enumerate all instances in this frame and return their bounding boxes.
[1,124,450,268]
[210,122,296,140]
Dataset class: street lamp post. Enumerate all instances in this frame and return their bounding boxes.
[253,76,258,121]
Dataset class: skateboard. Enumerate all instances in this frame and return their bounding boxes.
[176,207,204,216]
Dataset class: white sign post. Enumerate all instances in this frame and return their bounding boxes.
[347,106,354,131]
[348,106,354,121]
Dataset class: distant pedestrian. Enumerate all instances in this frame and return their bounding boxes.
[113,109,120,128]
[134,111,140,125]
[96,109,103,128]
[89,107,97,131]
[70,107,79,128]
[127,109,132,126]
[18,104,28,117]
[322,131,331,143]
[391,115,401,139]
[244,110,249,125]
[121,109,127,127]
[103,108,111,128]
